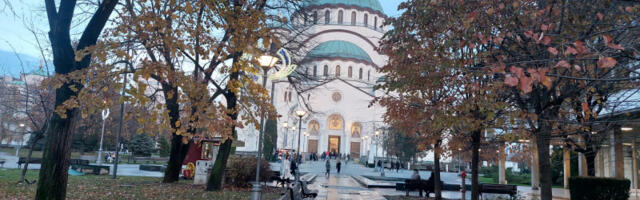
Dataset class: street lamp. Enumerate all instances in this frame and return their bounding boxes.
[15,123,25,157]
[295,109,306,157]
[251,53,279,200]
[97,106,110,165]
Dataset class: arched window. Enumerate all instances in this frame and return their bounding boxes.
[305,66,309,76]
[374,17,378,29]
[313,11,318,24]
[327,114,344,130]
[284,91,288,102]
[351,11,356,25]
[348,66,353,78]
[325,10,330,24]
[335,65,341,77]
[368,70,371,81]
[313,65,317,76]
[359,68,363,79]
[351,122,362,137]
[303,13,308,25]
[338,10,343,24]
[364,14,368,26]
[308,120,320,135]
[323,65,328,76]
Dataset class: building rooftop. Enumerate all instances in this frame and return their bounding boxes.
[305,0,384,13]
[305,40,373,63]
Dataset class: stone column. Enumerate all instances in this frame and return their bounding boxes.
[596,151,601,177]
[499,149,506,184]
[614,127,624,178]
[531,138,540,190]
[633,137,638,190]
[563,147,571,189]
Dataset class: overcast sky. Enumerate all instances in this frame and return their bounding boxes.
[0,0,405,59]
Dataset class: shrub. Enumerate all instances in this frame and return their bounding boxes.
[224,155,272,188]
[569,176,630,200]
[158,136,170,157]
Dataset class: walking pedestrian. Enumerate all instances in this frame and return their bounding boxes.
[377,160,382,172]
[336,159,342,173]
[325,159,331,177]
[396,161,400,172]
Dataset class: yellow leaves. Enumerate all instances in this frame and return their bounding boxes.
[597,56,617,68]
[603,34,624,50]
[547,47,558,55]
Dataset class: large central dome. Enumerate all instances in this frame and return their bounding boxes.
[306,0,384,13]
[305,40,373,63]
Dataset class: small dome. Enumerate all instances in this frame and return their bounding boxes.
[305,40,373,63]
[306,0,384,13]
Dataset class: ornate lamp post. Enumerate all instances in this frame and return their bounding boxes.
[250,53,279,200]
[15,123,25,156]
[97,105,110,165]
[295,110,306,155]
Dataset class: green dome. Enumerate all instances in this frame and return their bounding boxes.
[306,40,373,63]
[306,0,384,13]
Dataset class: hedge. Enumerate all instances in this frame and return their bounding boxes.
[569,176,630,200]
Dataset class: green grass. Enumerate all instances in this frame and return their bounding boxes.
[0,148,168,165]
[0,169,282,199]
[478,175,565,188]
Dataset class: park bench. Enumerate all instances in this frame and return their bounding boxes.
[270,171,291,187]
[0,159,5,168]
[139,164,166,172]
[71,164,110,175]
[17,157,42,166]
[298,180,318,198]
[480,183,517,199]
[133,157,169,164]
[404,179,443,197]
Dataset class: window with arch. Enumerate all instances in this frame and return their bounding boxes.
[351,11,356,25]
[374,17,378,29]
[348,66,353,78]
[338,10,343,24]
[308,120,320,134]
[303,13,308,25]
[351,122,362,137]
[359,68,363,79]
[325,10,330,24]
[323,65,328,76]
[313,65,317,76]
[364,14,368,26]
[327,114,343,130]
[313,11,318,24]
[368,70,370,81]
[305,66,309,76]
[283,91,288,102]
[335,65,341,77]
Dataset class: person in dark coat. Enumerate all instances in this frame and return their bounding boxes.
[336,159,342,173]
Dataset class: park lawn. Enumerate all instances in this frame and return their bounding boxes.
[0,169,282,200]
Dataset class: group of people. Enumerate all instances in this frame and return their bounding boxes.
[376,160,403,172]
[104,152,116,163]
[324,158,342,177]
[320,151,350,161]
[279,152,299,181]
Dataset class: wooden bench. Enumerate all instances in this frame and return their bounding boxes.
[270,171,291,187]
[480,183,517,199]
[0,160,5,168]
[71,164,110,175]
[404,179,443,197]
[133,157,169,164]
[298,180,318,198]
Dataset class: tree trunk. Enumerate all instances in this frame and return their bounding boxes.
[471,129,481,200]
[433,142,442,200]
[20,133,42,183]
[35,91,79,200]
[585,146,597,176]
[536,122,553,200]
[162,86,190,183]
[206,82,239,191]
[206,132,234,191]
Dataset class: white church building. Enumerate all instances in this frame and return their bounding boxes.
[237,0,389,162]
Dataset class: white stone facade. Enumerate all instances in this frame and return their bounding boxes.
[236,2,388,161]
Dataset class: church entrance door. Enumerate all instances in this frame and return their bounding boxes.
[328,136,340,154]
[350,142,360,159]
[308,140,318,153]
